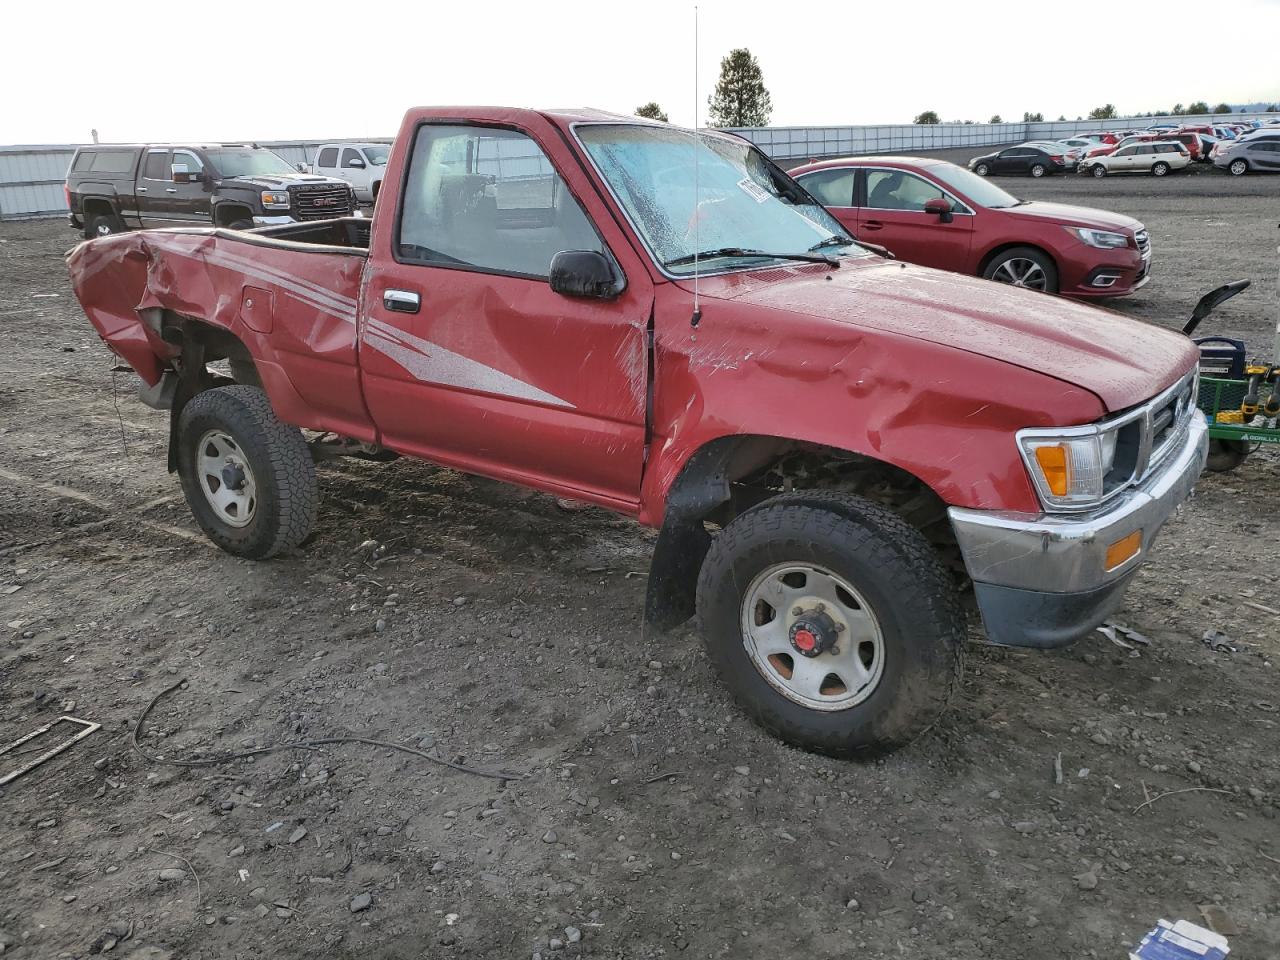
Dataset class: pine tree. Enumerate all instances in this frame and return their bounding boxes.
[706,49,772,128]
[635,102,669,122]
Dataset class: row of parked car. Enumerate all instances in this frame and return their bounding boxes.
[967,117,1280,178]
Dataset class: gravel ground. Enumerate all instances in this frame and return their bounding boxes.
[1,168,1279,960]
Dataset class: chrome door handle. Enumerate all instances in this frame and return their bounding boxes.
[165,188,178,193]
[137,187,148,192]
[383,289,420,313]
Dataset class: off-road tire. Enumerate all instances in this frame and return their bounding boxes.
[86,212,125,240]
[974,162,990,177]
[177,386,317,559]
[1030,163,1047,178]
[695,491,965,758]
[1151,161,1170,177]
[1206,438,1250,472]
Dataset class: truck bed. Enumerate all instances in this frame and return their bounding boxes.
[66,224,375,442]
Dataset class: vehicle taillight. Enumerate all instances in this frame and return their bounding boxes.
[64,184,70,208]
[1052,155,1064,164]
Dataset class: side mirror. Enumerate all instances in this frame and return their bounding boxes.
[347,157,366,169]
[549,250,623,300]
[923,197,953,223]
[171,164,190,184]
[296,162,306,172]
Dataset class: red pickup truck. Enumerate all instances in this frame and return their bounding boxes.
[67,106,1208,757]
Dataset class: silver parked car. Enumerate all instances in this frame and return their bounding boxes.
[1212,133,1280,175]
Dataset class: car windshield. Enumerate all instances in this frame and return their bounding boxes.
[929,162,1022,209]
[364,145,389,166]
[205,149,296,177]
[575,124,862,275]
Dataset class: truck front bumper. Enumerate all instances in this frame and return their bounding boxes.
[948,412,1208,648]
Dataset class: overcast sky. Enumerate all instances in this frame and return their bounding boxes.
[4,0,1280,145]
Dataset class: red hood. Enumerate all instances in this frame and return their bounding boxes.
[687,258,1195,413]
[1000,200,1142,234]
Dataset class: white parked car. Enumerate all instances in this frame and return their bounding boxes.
[309,142,391,203]
[1081,141,1190,178]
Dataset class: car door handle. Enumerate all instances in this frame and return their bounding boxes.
[862,220,884,230]
[383,289,420,314]
[165,188,178,193]
[137,187,148,192]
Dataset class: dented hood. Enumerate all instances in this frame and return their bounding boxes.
[693,258,1196,413]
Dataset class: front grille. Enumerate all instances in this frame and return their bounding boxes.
[1134,229,1150,257]
[290,185,353,220]
[1145,373,1195,474]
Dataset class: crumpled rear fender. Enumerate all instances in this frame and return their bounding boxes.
[66,229,375,441]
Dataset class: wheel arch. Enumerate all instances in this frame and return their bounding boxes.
[976,240,1058,279]
[212,201,255,226]
[644,434,958,633]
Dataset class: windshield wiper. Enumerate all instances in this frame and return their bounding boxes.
[809,235,856,250]
[665,247,838,268]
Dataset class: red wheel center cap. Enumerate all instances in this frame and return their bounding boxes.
[793,629,817,652]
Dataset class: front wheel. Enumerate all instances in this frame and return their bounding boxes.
[974,162,990,177]
[1091,164,1108,178]
[1151,161,1170,177]
[695,492,964,757]
[982,246,1058,293]
[1206,439,1250,472]
[177,386,317,558]
[1229,159,1248,176]
[1030,163,1046,178]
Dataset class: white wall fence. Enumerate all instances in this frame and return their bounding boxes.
[0,139,385,220]
[729,112,1274,162]
[2,113,1274,219]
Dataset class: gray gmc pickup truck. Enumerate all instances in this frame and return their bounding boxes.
[65,143,356,239]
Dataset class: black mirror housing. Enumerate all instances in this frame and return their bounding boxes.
[549,250,623,299]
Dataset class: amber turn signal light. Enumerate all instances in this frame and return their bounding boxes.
[1104,530,1142,571]
[1033,445,1069,497]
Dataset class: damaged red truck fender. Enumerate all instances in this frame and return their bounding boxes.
[67,107,1208,757]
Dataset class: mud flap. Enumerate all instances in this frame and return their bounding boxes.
[644,520,712,632]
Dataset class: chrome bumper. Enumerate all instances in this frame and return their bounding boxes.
[251,215,296,226]
[948,412,1208,647]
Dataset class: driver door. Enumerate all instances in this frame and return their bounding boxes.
[855,168,973,271]
[360,122,653,508]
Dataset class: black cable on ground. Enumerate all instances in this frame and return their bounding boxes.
[130,679,524,782]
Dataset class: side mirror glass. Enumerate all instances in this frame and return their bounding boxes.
[923,197,953,223]
[549,250,623,300]
[171,164,190,184]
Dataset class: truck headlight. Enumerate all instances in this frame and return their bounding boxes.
[1068,227,1130,249]
[1018,424,1121,509]
[261,191,291,209]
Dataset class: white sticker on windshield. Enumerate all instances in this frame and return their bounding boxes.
[737,177,770,203]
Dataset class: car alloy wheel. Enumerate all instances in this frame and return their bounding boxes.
[1092,164,1107,178]
[1229,159,1247,176]
[990,257,1048,290]
[1030,164,1046,177]
[195,429,258,527]
[975,163,989,176]
[1152,162,1169,176]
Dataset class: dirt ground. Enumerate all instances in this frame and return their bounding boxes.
[2,162,1279,960]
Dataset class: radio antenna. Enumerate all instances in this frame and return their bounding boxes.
[691,4,702,328]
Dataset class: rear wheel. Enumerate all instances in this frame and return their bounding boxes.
[982,246,1058,293]
[1030,163,1046,178]
[695,492,964,757]
[177,386,317,558]
[1151,161,1170,177]
[1228,158,1248,176]
[1206,439,1250,472]
[85,212,125,240]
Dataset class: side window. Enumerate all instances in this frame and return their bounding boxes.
[72,152,93,171]
[143,151,170,180]
[172,150,203,176]
[89,151,138,174]
[864,170,948,212]
[340,147,364,168]
[1114,147,1134,157]
[796,169,854,207]
[317,147,338,168]
[396,124,606,279]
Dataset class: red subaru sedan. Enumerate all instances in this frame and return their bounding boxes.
[789,156,1151,297]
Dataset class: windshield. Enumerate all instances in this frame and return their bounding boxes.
[576,124,861,275]
[364,144,390,166]
[206,149,296,178]
[929,162,1022,209]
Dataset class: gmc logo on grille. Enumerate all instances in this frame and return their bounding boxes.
[311,197,338,207]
